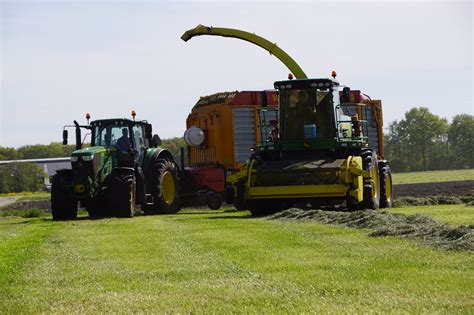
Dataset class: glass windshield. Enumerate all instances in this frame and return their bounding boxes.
[93,124,132,151]
[280,88,336,140]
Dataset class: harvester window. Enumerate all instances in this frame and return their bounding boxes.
[281,88,336,140]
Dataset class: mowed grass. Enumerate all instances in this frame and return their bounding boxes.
[1,209,473,313]
[393,169,474,185]
[388,204,474,226]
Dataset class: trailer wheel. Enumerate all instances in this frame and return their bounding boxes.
[109,169,135,218]
[51,171,78,221]
[206,192,223,210]
[360,149,380,210]
[379,163,393,208]
[144,159,180,215]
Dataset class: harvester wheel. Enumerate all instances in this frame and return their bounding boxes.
[51,171,78,221]
[233,181,248,211]
[143,159,180,215]
[109,168,136,218]
[379,163,393,208]
[360,149,380,210]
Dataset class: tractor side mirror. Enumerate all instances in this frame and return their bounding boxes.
[151,134,162,147]
[62,130,68,145]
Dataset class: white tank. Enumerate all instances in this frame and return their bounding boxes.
[184,126,205,146]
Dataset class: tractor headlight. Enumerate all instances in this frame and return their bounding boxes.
[71,156,79,162]
[82,155,93,162]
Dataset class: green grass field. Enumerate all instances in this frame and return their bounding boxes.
[1,209,473,313]
[393,169,474,185]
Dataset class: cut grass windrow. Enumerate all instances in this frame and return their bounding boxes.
[269,208,474,252]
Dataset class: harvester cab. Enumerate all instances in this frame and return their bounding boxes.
[52,113,180,220]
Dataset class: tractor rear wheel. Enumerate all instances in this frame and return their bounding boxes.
[51,171,78,221]
[360,149,380,210]
[143,159,180,215]
[109,168,136,218]
[379,163,393,208]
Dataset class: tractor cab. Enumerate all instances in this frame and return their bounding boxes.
[89,118,157,165]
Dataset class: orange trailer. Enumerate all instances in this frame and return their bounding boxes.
[180,90,277,208]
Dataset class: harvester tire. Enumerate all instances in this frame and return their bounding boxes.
[109,168,136,218]
[379,163,393,208]
[249,199,285,217]
[360,149,380,210]
[233,181,248,211]
[143,159,180,215]
[51,171,78,221]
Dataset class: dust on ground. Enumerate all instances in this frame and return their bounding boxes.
[269,208,474,252]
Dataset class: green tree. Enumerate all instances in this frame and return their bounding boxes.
[397,107,448,171]
[448,114,474,168]
[0,147,19,160]
[0,163,45,193]
[161,137,188,167]
[17,142,76,159]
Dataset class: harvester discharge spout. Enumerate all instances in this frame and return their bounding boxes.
[181,24,308,79]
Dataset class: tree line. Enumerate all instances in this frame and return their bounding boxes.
[384,108,473,172]
[0,109,472,193]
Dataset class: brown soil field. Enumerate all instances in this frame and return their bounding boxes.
[394,180,474,197]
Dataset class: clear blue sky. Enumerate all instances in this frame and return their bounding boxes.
[1,0,472,147]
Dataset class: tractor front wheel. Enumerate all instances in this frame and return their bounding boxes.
[51,171,78,221]
[109,168,136,218]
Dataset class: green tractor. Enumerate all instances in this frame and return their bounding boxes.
[51,113,180,220]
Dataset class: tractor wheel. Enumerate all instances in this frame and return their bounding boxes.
[379,163,393,208]
[109,169,136,218]
[233,181,248,211]
[143,159,180,215]
[359,149,380,210]
[51,171,78,221]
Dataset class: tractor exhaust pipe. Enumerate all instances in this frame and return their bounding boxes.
[73,120,82,150]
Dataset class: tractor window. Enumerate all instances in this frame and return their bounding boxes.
[280,88,336,140]
[132,125,145,159]
[93,124,132,150]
